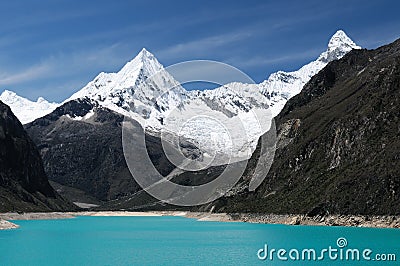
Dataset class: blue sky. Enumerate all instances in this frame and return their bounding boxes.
[0,0,399,102]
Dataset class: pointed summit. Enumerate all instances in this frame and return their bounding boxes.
[318,30,361,62]
[133,48,157,62]
[67,47,185,121]
[260,30,362,115]
[328,30,361,50]
[140,47,148,53]
[138,47,152,56]
[132,47,156,62]
[118,48,162,78]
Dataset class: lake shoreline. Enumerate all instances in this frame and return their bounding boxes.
[1,211,399,229]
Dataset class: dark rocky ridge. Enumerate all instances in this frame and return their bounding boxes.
[213,38,400,215]
[25,98,200,203]
[0,101,74,212]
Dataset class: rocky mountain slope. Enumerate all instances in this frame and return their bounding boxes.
[0,101,74,212]
[213,37,400,215]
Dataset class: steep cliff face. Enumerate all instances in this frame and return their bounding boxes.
[218,39,400,215]
[0,101,74,212]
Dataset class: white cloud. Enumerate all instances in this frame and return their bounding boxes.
[228,48,322,68]
[157,30,253,59]
[0,43,126,87]
[0,63,51,85]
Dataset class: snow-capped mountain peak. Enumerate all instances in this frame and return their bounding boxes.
[256,30,361,116]
[0,90,59,124]
[68,48,168,101]
[318,30,361,62]
[117,48,164,84]
[67,48,187,125]
[328,30,360,49]
[1,89,18,100]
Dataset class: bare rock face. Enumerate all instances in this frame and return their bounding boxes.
[0,101,75,212]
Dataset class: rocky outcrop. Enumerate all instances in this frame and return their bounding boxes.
[0,101,75,212]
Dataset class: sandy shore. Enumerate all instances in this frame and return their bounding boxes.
[0,211,163,229]
[0,211,399,229]
[0,211,162,221]
[0,219,19,230]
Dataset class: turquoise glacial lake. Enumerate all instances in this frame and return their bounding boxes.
[0,216,399,265]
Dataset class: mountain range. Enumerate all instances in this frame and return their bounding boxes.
[4,29,390,214]
[0,90,58,124]
[1,30,360,163]
[106,34,400,216]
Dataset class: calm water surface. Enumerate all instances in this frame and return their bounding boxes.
[0,216,399,265]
